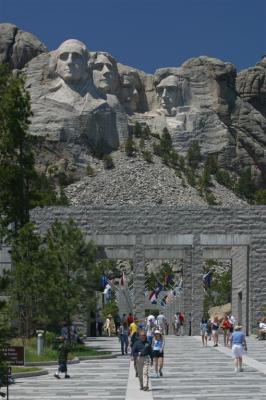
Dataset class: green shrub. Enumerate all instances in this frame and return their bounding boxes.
[86,163,95,176]
[185,168,196,187]
[205,192,218,205]
[235,167,256,202]
[142,150,153,163]
[160,128,172,153]
[125,136,135,157]
[153,142,162,156]
[255,189,266,205]
[139,137,145,150]
[133,122,143,138]
[205,153,218,175]
[215,169,234,189]
[103,154,114,170]
[143,126,151,139]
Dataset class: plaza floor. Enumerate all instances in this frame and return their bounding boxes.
[7,335,266,400]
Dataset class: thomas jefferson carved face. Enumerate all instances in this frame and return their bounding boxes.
[56,39,88,83]
[120,71,140,113]
[92,53,119,94]
[156,75,179,115]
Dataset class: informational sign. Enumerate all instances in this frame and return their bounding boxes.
[3,346,24,366]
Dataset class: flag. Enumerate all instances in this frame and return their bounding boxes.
[100,275,108,289]
[149,291,157,304]
[154,282,163,296]
[203,271,212,291]
[103,283,111,304]
[119,272,126,288]
[160,295,168,307]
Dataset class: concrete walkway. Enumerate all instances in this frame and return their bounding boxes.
[7,335,266,399]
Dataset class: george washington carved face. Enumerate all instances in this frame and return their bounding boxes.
[55,39,89,83]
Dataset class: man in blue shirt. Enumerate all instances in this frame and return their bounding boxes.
[230,325,247,372]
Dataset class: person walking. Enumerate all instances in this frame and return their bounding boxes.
[211,316,219,347]
[230,325,247,372]
[200,319,208,347]
[174,312,181,336]
[114,313,121,335]
[105,314,113,337]
[220,315,230,347]
[119,321,129,355]
[156,313,167,335]
[152,330,165,377]
[54,337,71,379]
[132,330,152,391]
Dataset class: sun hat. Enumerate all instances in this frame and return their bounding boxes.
[234,325,242,330]
[154,330,161,334]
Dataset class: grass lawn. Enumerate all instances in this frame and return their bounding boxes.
[12,367,42,373]
[10,338,111,362]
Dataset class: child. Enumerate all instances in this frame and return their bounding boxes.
[54,337,71,379]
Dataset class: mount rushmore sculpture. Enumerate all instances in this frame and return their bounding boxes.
[1,23,265,183]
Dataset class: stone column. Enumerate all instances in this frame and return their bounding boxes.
[133,236,146,321]
[191,234,204,335]
[182,247,192,335]
[231,246,249,334]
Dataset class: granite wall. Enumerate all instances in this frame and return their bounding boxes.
[31,206,266,335]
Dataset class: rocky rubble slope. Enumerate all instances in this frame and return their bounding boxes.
[64,150,247,207]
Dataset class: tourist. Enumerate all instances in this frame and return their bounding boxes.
[104,314,113,337]
[230,325,247,372]
[96,313,103,336]
[179,312,185,335]
[129,318,138,338]
[146,316,155,344]
[54,337,71,379]
[200,319,208,347]
[132,330,152,391]
[127,313,134,325]
[211,316,219,347]
[130,329,139,377]
[156,313,167,335]
[188,313,192,336]
[174,312,181,336]
[258,317,266,340]
[119,321,129,355]
[220,315,230,346]
[114,313,121,335]
[152,330,165,377]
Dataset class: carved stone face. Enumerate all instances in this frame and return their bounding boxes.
[156,75,179,115]
[92,54,119,94]
[120,72,140,113]
[56,40,88,83]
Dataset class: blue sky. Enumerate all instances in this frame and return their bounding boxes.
[1,0,265,73]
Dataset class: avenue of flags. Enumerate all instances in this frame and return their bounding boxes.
[147,274,184,307]
[100,267,212,307]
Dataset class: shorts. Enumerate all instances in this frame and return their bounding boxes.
[201,330,208,336]
[153,350,164,358]
[212,329,218,335]
[232,344,244,358]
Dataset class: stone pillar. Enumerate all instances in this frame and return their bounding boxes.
[133,237,145,321]
[231,246,249,334]
[191,234,204,335]
[182,247,192,335]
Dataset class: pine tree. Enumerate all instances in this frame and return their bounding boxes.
[187,142,201,170]
[0,65,63,235]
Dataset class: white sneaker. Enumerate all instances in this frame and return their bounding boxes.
[234,368,238,372]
